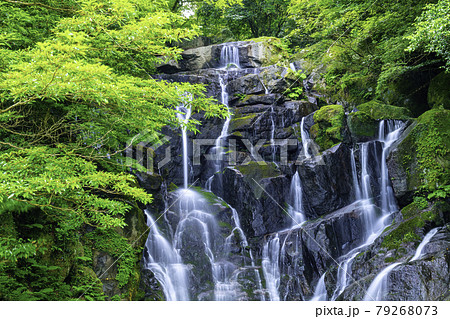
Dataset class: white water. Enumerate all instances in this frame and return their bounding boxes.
[331,120,405,300]
[410,228,439,262]
[379,121,404,214]
[288,171,306,226]
[208,45,238,188]
[220,45,240,69]
[262,235,281,301]
[311,273,327,301]
[351,148,362,200]
[300,117,311,158]
[143,211,190,301]
[364,262,402,301]
[176,95,192,189]
[363,227,439,301]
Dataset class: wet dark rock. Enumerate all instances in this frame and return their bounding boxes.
[211,165,291,237]
[298,143,355,218]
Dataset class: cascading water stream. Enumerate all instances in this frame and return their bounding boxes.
[410,228,439,262]
[220,45,240,69]
[363,227,440,301]
[300,117,311,159]
[364,262,402,301]
[288,171,306,226]
[262,235,281,301]
[206,45,239,190]
[311,273,327,301]
[176,95,192,189]
[330,120,405,300]
[143,211,190,301]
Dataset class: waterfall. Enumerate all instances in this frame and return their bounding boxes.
[364,262,402,301]
[262,235,281,301]
[351,148,362,200]
[207,45,238,189]
[311,273,327,301]
[176,95,192,189]
[379,120,404,214]
[228,207,266,301]
[220,45,240,69]
[331,120,405,300]
[410,228,439,262]
[300,117,311,158]
[364,227,439,301]
[143,211,190,301]
[331,250,359,300]
[288,171,306,226]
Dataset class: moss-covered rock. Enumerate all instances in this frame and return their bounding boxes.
[357,100,411,120]
[378,69,434,117]
[347,111,378,140]
[388,108,450,205]
[246,37,289,67]
[381,201,446,251]
[311,104,345,150]
[428,71,450,110]
[230,112,261,131]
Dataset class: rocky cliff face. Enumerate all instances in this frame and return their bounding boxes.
[139,40,449,301]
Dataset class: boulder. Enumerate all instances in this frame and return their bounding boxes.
[378,68,438,117]
[298,143,355,218]
[310,105,345,151]
[387,108,450,207]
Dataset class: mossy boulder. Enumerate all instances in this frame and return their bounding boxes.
[428,71,450,110]
[381,201,446,250]
[311,104,345,150]
[246,37,289,67]
[347,111,378,141]
[357,100,411,120]
[387,108,450,206]
[378,69,435,117]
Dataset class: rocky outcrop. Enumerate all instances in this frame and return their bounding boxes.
[254,201,367,300]
[298,143,355,218]
[210,163,291,237]
[157,40,280,74]
[387,108,450,207]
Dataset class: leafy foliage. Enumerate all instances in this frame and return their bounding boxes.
[407,0,450,71]
[196,0,293,40]
[0,0,227,301]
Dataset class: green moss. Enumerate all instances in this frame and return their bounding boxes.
[428,71,450,110]
[84,229,138,290]
[193,187,229,207]
[230,113,261,131]
[381,203,442,250]
[312,104,345,150]
[245,37,290,67]
[237,161,279,180]
[357,100,411,120]
[168,182,178,192]
[401,197,428,219]
[231,131,243,137]
[237,161,280,198]
[347,111,378,138]
[395,108,450,200]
